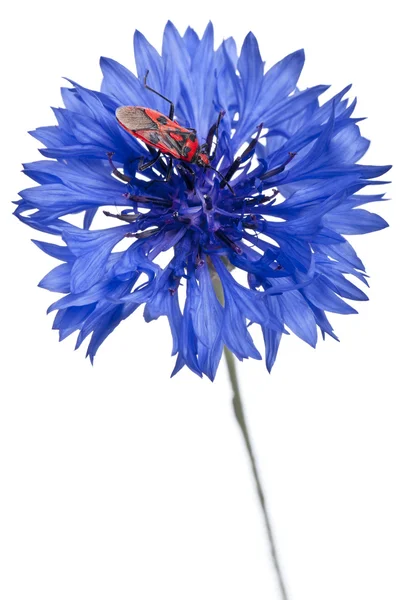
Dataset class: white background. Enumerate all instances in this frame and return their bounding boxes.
[0,1,399,599]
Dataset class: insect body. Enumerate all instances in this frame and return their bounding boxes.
[111,71,295,194]
[114,70,231,188]
[116,106,210,168]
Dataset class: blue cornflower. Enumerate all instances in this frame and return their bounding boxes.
[15,22,390,379]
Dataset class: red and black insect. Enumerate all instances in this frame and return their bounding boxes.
[109,71,296,195]
[111,70,231,189]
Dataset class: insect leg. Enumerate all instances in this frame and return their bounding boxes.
[176,163,195,190]
[144,156,174,190]
[144,70,175,120]
[179,163,195,176]
[138,150,162,172]
[206,110,225,161]
[220,123,263,188]
[165,157,173,182]
[107,152,132,183]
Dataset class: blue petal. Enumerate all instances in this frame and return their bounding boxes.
[264,85,330,128]
[53,305,96,340]
[63,227,130,293]
[39,263,72,293]
[191,22,216,135]
[143,265,183,356]
[323,208,389,234]
[171,277,202,378]
[278,290,318,347]
[86,305,126,363]
[100,57,147,106]
[262,296,283,372]
[30,125,75,148]
[213,257,284,360]
[237,32,264,120]
[32,239,74,261]
[302,278,358,314]
[134,30,164,92]
[193,263,223,380]
[260,49,305,109]
[183,26,200,56]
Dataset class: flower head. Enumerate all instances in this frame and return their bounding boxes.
[15,22,390,379]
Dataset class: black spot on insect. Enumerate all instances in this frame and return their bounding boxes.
[163,136,176,150]
[189,133,197,142]
[157,115,168,125]
[182,145,191,157]
[149,132,160,144]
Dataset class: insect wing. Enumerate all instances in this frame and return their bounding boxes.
[138,128,184,159]
[116,106,199,161]
[116,106,157,132]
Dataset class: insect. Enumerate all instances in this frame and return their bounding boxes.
[112,70,234,190]
[110,71,296,194]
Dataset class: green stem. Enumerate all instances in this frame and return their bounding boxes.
[211,264,289,598]
[224,346,289,600]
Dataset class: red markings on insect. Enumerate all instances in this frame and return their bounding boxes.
[112,70,235,189]
[116,106,210,167]
[112,71,294,194]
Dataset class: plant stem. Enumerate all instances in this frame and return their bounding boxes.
[224,347,289,600]
[210,264,289,598]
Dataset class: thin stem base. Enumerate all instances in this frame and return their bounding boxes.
[224,347,289,600]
